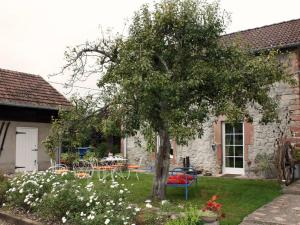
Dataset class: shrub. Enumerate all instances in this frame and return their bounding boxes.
[61,152,80,167]
[5,171,138,225]
[83,151,97,161]
[254,153,275,178]
[164,208,202,225]
[0,171,9,205]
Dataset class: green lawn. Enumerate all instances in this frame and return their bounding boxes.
[93,174,281,225]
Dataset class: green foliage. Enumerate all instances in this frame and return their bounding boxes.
[91,144,107,159]
[89,143,120,159]
[254,152,275,178]
[83,151,96,161]
[61,152,80,165]
[5,171,138,225]
[116,174,281,225]
[43,95,120,158]
[294,147,300,162]
[61,0,293,199]
[0,171,8,205]
[164,208,202,225]
[63,0,293,148]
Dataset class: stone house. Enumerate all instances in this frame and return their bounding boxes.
[121,18,300,176]
[0,68,70,173]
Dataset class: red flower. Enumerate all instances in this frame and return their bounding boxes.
[211,195,218,201]
[201,195,224,219]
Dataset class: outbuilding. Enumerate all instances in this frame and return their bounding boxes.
[0,68,70,173]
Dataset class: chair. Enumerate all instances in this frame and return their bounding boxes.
[73,161,93,179]
[48,164,69,175]
[90,158,114,181]
[111,156,127,180]
[127,157,144,180]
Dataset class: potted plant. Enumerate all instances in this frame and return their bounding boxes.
[199,195,224,223]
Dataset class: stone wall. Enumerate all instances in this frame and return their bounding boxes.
[125,48,300,177]
[125,134,155,170]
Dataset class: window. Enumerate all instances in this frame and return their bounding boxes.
[223,123,244,169]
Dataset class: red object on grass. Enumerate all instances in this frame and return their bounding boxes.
[167,174,194,184]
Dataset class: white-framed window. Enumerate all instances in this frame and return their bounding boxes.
[222,122,244,174]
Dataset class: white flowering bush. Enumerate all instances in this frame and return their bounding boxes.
[6,171,73,210]
[5,171,139,225]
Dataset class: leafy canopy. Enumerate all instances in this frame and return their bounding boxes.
[62,0,293,148]
[43,95,119,157]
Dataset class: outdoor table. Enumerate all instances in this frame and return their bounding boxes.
[99,157,128,180]
[100,157,128,163]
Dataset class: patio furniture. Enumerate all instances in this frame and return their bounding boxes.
[127,157,144,180]
[73,161,93,179]
[95,156,128,181]
[48,164,69,175]
[108,156,128,180]
[166,167,198,200]
[91,159,114,180]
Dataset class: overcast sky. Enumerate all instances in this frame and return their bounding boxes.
[1,0,300,97]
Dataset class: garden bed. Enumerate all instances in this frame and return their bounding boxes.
[0,172,281,225]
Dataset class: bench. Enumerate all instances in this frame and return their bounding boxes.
[166,167,198,200]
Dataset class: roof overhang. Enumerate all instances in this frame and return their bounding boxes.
[0,101,63,111]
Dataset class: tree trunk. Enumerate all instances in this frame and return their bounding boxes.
[152,129,171,200]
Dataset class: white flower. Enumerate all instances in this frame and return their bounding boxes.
[161,200,168,205]
[145,203,152,208]
[87,214,95,220]
[134,207,141,212]
[145,199,151,203]
[105,218,110,224]
[119,190,124,194]
[62,216,67,223]
[19,189,23,193]
[66,211,70,215]
[86,202,90,207]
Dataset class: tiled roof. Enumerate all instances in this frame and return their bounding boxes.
[0,68,70,109]
[221,18,300,51]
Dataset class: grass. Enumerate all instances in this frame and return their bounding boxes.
[93,173,281,225]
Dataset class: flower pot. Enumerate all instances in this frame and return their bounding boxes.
[201,216,218,223]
